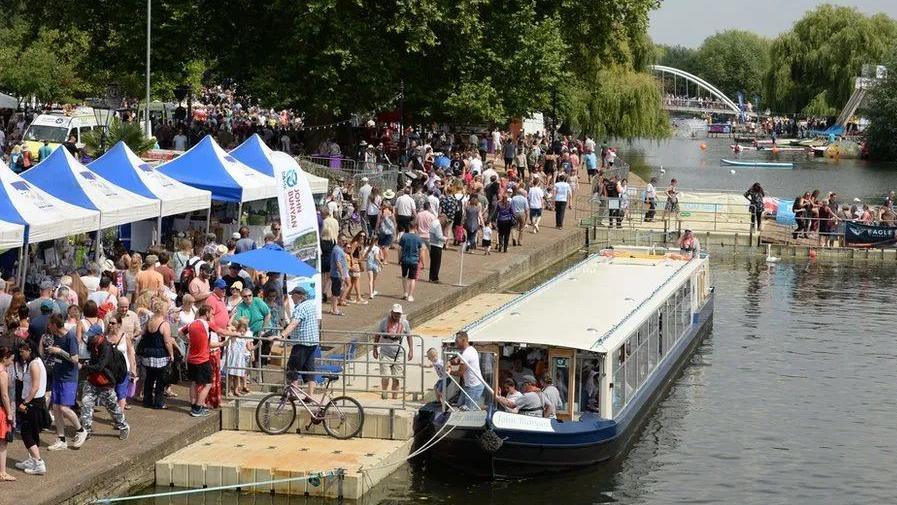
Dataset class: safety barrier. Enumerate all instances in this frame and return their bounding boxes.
[218,328,431,411]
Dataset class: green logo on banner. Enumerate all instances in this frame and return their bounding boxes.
[283,169,298,188]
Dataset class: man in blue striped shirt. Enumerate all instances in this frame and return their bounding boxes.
[280,287,319,395]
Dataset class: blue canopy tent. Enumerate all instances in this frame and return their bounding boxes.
[158,135,275,203]
[226,244,316,277]
[230,134,274,177]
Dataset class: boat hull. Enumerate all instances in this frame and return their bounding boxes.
[416,292,715,478]
[721,158,793,168]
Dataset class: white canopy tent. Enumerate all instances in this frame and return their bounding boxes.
[23,147,160,230]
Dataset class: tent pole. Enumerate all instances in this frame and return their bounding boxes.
[156,214,163,245]
[237,202,243,227]
[16,246,24,286]
[95,226,102,261]
[21,245,29,287]
[205,207,211,235]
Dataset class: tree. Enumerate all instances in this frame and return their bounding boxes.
[693,30,769,100]
[82,119,156,157]
[862,55,897,160]
[765,5,897,114]
[654,44,700,75]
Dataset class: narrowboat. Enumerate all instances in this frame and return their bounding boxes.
[416,246,714,478]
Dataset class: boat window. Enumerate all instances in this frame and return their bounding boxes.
[636,327,647,385]
[576,353,602,415]
[645,320,657,375]
[548,348,574,420]
[612,347,626,414]
[624,338,636,405]
[658,310,664,357]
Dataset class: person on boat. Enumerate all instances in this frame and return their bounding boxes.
[496,378,523,413]
[448,331,482,411]
[509,357,534,390]
[678,229,700,258]
[540,373,562,419]
[494,375,542,417]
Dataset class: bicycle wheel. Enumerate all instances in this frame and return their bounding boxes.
[255,393,297,435]
[322,396,364,439]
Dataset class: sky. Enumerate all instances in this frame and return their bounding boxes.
[649,0,897,47]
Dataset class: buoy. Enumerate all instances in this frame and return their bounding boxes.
[808,249,817,260]
[700,143,707,150]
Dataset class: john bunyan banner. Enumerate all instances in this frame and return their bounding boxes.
[271,151,322,316]
[844,221,897,248]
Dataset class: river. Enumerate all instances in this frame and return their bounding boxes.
[619,136,897,201]
[130,255,897,505]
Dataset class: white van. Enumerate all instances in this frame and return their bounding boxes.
[22,107,108,159]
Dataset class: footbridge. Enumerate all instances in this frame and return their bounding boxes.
[649,65,750,117]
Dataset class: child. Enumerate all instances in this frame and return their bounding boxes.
[426,348,449,403]
[364,241,384,299]
[225,319,254,396]
[482,223,493,255]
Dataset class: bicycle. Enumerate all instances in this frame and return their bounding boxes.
[255,373,365,439]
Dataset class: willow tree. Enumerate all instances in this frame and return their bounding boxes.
[862,54,897,161]
[694,30,770,100]
[764,5,897,114]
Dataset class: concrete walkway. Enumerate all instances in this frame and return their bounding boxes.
[3,384,218,505]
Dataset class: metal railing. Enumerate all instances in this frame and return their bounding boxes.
[582,196,753,233]
[297,154,357,173]
[217,328,430,411]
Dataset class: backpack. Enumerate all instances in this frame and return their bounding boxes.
[109,344,128,386]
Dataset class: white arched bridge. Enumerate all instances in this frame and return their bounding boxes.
[649,65,752,117]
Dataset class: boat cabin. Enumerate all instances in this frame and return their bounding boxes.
[455,248,712,422]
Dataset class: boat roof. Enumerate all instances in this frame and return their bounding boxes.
[463,248,707,354]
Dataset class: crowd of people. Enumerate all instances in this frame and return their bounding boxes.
[784,188,897,243]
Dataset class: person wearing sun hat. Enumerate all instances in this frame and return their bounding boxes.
[372,304,413,399]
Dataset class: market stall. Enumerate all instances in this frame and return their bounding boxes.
[159,135,277,242]
[0,159,100,282]
[23,146,160,229]
[89,141,212,249]
[232,134,328,195]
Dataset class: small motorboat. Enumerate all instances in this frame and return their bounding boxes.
[720,159,793,169]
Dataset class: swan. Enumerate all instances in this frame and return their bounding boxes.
[766,244,780,263]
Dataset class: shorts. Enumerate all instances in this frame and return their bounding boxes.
[396,215,412,233]
[665,200,680,213]
[530,208,542,218]
[401,262,419,280]
[379,355,405,377]
[482,239,491,247]
[52,380,78,407]
[586,168,597,178]
[331,277,343,296]
[433,379,446,393]
[187,361,213,385]
[349,271,361,279]
[378,233,393,247]
[286,344,317,383]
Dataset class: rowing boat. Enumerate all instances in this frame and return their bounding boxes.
[720,159,793,169]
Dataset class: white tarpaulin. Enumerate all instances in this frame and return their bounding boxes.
[0,160,99,244]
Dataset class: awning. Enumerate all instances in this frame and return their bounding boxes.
[0,92,17,109]
[158,135,276,203]
[22,146,160,229]
[0,160,100,244]
[89,142,212,217]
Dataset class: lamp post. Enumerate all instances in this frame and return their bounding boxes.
[88,84,122,154]
[145,0,152,137]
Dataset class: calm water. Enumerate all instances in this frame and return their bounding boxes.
[620,136,897,201]
[131,256,897,505]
